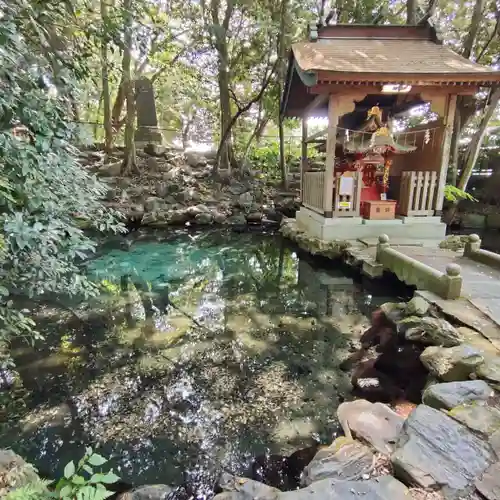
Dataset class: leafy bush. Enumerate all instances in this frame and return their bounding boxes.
[0,2,124,365]
[444,184,477,203]
[4,450,119,500]
[53,448,119,500]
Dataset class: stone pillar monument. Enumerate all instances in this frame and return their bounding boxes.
[134,77,163,146]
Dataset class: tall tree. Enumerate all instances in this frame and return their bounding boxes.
[120,0,139,174]
[100,0,113,155]
[278,0,289,189]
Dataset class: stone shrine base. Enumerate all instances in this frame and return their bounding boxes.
[296,206,446,242]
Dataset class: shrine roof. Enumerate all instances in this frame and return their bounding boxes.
[292,39,497,79]
[282,23,500,118]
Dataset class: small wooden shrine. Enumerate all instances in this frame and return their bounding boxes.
[281,22,500,241]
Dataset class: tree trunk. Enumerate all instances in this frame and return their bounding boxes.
[448,111,461,187]
[120,0,139,175]
[457,88,500,191]
[278,0,288,189]
[406,0,417,24]
[216,41,232,174]
[100,0,113,156]
[462,0,486,58]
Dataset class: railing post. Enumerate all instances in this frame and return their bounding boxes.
[376,234,390,262]
[442,263,462,300]
[464,233,481,257]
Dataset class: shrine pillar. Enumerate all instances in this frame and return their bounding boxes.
[434,94,457,215]
[323,95,340,217]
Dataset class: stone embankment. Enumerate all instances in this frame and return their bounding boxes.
[79,146,300,229]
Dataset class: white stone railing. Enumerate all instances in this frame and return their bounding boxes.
[376,234,462,300]
[464,234,500,269]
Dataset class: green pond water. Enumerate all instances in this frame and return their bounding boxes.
[0,230,407,494]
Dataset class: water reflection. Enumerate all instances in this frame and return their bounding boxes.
[0,230,407,491]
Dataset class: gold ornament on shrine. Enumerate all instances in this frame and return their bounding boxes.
[382,158,392,191]
[367,105,382,121]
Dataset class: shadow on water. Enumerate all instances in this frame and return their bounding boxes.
[0,229,410,494]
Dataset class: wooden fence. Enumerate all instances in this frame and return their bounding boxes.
[302,171,325,213]
[399,171,437,216]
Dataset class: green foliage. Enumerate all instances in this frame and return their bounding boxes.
[444,184,477,203]
[53,448,119,500]
[0,2,125,365]
[4,479,52,500]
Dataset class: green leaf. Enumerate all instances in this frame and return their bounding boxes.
[89,471,120,484]
[87,453,108,466]
[83,464,94,475]
[60,484,73,497]
[64,460,76,479]
[72,474,86,485]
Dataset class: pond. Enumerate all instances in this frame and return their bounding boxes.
[0,229,408,494]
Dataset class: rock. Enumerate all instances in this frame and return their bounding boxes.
[228,214,247,226]
[99,161,122,177]
[238,192,254,210]
[213,211,227,224]
[185,152,207,168]
[476,462,500,500]
[406,296,430,316]
[144,197,163,212]
[439,235,469,251]
[301,438,374,486]
[391,405,495,499]
[218,473,280,500]
[398,316,463,347]
[118,484,173,500]
[0,449,40,494]
[146,157,159,171]
[166,209,190,224]
[246,212,263,224]
[489,429,500,456]
[281,476,408,500]
[194,212,213,225]
[420,344,485,382]
[380,302,407,324]
[477,357,500,389]
[337,400,404,454]
[144,143,166,157]
[156,182,168,198]
[448,404,500,437]
[422,380,494,410]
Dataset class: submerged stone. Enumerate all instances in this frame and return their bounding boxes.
[420,344,485,382]
[422,380,494,410]
[218,473,280,500]
[391,405,495,499]
[118,484,173,500]
[301,438,373,486]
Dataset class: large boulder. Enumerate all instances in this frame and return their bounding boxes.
[380,302,407,324]
[301,438,373,486]
[337,400,404,455]
[280,476,408,500]
[422,380,494,410]
[118,484,173,500]
[185,152,208,168]
[391,405,496,499]
[448,404,500,438]
[420,344,485,382]
[397,316,463,347]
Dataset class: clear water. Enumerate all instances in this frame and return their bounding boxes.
[0,230,407,492]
